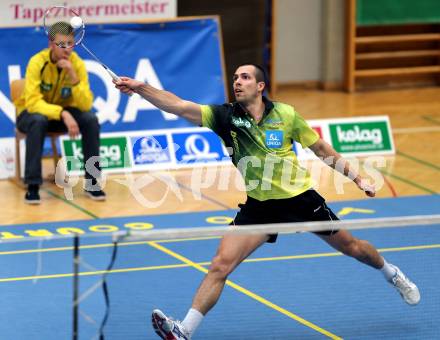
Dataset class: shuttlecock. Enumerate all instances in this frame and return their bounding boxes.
[70,16,83,29]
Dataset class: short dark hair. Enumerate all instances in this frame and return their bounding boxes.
[48,21,73,41]
[237,63,267,84]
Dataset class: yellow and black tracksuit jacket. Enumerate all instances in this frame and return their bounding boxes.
[15,48,93,120]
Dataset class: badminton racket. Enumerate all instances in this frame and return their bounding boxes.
[43,6,121,82]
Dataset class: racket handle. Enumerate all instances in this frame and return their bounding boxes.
[106,68,120,82]
[106,68,133,96]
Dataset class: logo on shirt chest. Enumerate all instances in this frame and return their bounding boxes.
[231,116,251,129]
[40,82,52,92]
[265,130,283,148]
[61,87,72,98]
[265,118,284,127]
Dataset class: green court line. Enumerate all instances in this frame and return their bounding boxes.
[396,150,440,172]
[43,189,99,219]
[422,115,440,126]
[379,169,437,195]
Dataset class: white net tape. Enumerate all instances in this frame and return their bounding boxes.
[122,214,440,240]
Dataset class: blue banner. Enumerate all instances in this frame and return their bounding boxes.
[172,130,228,164]
[0,18,227,138]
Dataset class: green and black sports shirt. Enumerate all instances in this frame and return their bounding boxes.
[201,97,319,201]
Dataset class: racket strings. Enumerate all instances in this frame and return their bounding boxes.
[44,7,84,48]
[43,5,122,82]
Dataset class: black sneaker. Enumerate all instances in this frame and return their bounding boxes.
[25,184,41,205]
[84,188,106,201]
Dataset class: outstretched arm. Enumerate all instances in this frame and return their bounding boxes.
[309,138,376,197]
[114,77,202,125]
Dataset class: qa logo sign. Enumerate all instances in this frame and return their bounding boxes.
[172,130,227,163]
[131,135,171,164]
[182,134,219,161]
[3,58,178,131]
[85,58,178,125]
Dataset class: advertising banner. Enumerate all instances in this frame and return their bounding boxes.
[0,0,176,27]
[60,128,231,175]
[62,136,130,172]
[329,121,393,154]
[294,116,394,158]
[60,115,394,176]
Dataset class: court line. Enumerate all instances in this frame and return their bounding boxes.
[422,115,440,126]
[378,169,437,195]
[0,237,221,255]
[359,153,436,195]
[147,241,343,340]
[2,238,439,256]
[2,243,438,279]
[0,263,193,282]
[44,189,99,219]
[381,171,398,197]
[175,181,233,210]
[245,244,440,262]
[396,150,440,172]
[360,160,399,197]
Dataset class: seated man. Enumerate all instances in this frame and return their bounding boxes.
[14,21,105,204]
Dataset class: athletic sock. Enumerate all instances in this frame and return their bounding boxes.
[380,257,397,281]
[182,308,204,336]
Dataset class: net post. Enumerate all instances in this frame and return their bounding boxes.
[72,234,80,340]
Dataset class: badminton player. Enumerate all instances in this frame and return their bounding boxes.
[115,63,420,340]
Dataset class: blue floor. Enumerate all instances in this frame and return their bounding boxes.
[0,195,439,339]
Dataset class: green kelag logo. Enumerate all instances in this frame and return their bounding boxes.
[231,116,251,128]
[329,121,391,153]
[63,136,130,171]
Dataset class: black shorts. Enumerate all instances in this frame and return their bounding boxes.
[231,190,339,243]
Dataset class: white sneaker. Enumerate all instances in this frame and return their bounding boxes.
[152,309,191,340]
[390,265,420,305]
